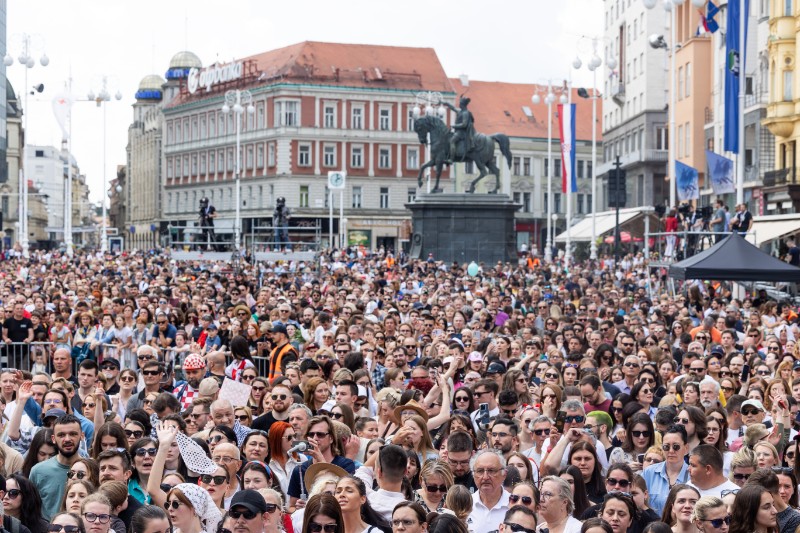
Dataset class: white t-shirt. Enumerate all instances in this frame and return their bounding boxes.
[689,479,740,498]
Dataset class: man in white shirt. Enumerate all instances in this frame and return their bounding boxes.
[467,449,510,533]
[354,442,407,521]
[687,445,739,497]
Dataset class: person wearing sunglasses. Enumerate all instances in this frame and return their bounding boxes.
[198,465,230,511]
[609,413,655,469]
[413,460,452,513]
[640,425,690,516]
[164,484,222,533]
[3,474,46,533]
[301,493,344,533]
[691,496,730,533]
[219,489,283,533]
[48,512,85,533]
[508,480,538,514]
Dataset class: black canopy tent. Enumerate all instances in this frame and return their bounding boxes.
[669,232,800,282]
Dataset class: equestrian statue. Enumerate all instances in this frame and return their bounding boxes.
[413,96,512,193]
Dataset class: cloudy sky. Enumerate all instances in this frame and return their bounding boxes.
[7,0,604,203]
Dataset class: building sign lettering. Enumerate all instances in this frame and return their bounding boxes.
[187,62,244,94]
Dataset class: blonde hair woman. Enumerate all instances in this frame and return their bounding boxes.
[415,460,454,513]
[692,496,729,533]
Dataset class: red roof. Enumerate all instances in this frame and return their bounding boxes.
[448,78,602,143]
[169,41,455,107]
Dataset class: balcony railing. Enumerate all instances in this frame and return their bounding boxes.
[764,167,798,187]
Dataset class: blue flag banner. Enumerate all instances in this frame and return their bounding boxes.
[706,150,735,195]
[724,0,750,153]
[707,1,720,33]
[676,161,699,201]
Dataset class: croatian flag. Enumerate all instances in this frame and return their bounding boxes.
[558,103,577,193]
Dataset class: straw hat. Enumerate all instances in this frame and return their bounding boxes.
[390,400,429,426]
[304,462,349,491]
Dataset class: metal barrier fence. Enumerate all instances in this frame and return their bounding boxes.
[646,230,754,263]
[4,342,57,374]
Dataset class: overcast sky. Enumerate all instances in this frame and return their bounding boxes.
[7,0,604,204]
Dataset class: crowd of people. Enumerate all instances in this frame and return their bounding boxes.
[0,248,796,533]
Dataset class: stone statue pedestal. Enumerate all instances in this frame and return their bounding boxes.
[406,193,520,263]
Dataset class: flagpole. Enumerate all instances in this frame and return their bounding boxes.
[566,77,572,268]
[736,0,745,204]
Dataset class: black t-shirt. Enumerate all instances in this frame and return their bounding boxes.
[3,316,33,342]
[251,411,280,433]
[789,246,800,266]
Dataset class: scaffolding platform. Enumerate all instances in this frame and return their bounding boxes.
[253,250,317,262]
[170,251,234,262]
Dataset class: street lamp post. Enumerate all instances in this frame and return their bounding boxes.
[573,37,617,261]
[86,76,122,254]
[413,92,447,193]
[222,89,254,253]
[532,82,568,263]
[4,33,49,258]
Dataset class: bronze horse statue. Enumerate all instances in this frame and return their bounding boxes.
[413,115,512,193]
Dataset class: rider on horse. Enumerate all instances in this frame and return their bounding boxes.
[442,96,475,162]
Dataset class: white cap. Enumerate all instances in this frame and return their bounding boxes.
[321,399,337,412]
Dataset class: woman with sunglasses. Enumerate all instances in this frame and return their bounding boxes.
[641,426,690,516]
[198,465,230,511]
[3,474,47,533]
[330,403,356,432]
[68,459,100,488]
[114,369,138,420]
[451,386,474,414]
[540,384,563,421]
[508,480,538,514]
[266,421,308,497]
[412,460,452,513]
[692,496,730,533]
[129,437,158,504]
[502,369,533,406]
[206,426,237,455]
[302,493,344,533]
[609,413,655,471]
[543,364,564,387]
[247,377,269,416]
[49,512,86,533]
[165,483,222,533]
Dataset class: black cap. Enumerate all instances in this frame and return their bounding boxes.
[272,323,288,336]
[102,357,121,369]
[229,489,268,514]
[486,362,506,374]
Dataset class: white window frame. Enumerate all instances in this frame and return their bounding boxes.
[380,187,390,209]
[323,144,337,167]
[352,186,362,208]
[268,144,275,167]
[351,105,364,129]
[257,145,265,168]
[351,145,364,168]
[324,102,337,128]
[407,147,419,170]
[299,185,309,208]
[379,106,391,131]
[298,143,312,167]
[378,146,391,169]
[275,99,300,127]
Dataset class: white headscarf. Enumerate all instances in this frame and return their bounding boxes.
[173,483,222,533]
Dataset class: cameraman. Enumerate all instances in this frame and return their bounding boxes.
[682,204,703,257]
[198,197,217,250]
[273,197,291,251]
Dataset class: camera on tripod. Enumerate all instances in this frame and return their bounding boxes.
[678,203,692,216]
[699,205,713,221]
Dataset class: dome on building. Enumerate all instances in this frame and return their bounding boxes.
[135,74,165,101]
[138,74,165,92]
[169,51,202,70]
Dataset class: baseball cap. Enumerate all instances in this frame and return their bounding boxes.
[207,323,218,331]
[741,399,766,412]
[486,362,506,374]
[710,346,725,356]
[468,351,483,362]
[43,409,67,421]
[101,358,121,369]
[199,377,220,397]
[272,323,288,336]
[229,489,268,514]
[793,360,800,371]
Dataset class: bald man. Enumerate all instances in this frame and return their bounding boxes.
[206,350,227,381]
[210,399,235,428]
